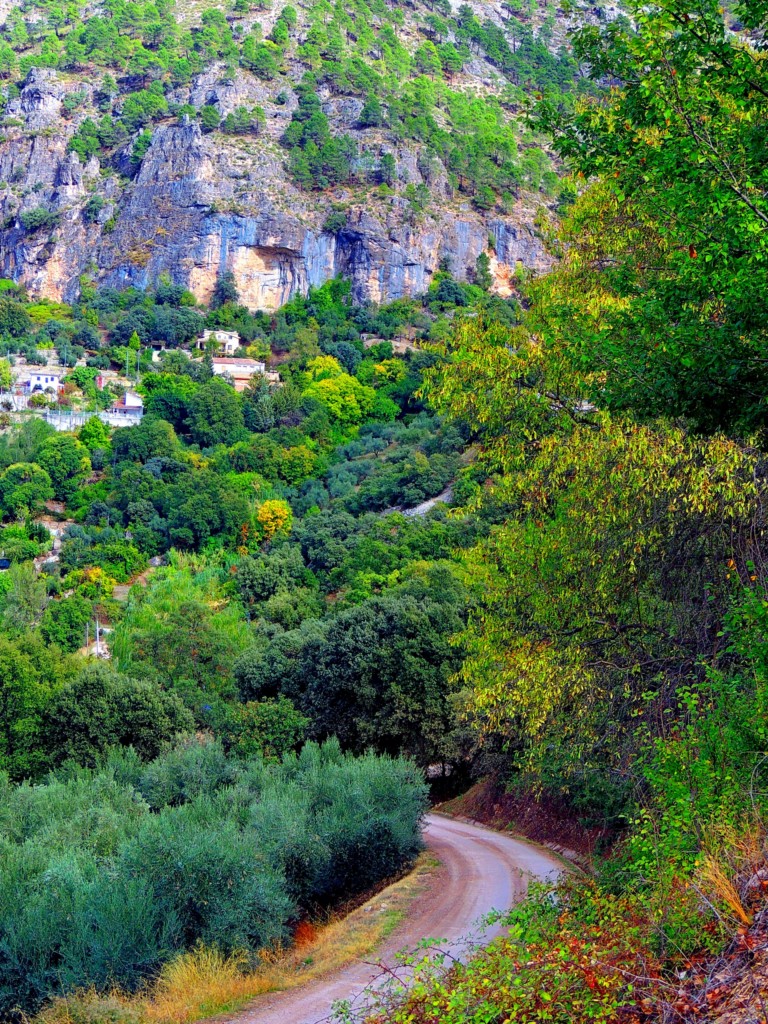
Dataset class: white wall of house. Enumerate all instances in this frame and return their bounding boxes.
[28,372,62,391]
[197,330,241,355]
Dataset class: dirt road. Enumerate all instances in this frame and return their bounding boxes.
[226,813,562,1024]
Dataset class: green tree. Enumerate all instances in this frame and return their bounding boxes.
[230,696,308,761]
[39,595,93,653]
[0,463,53,518]
[131,130,153,168]
[37,434,91,499]
[236,571,466,765]
[241,38,278,78]
[242,375,275,432]
[78,416,111,453]
[415,41,442,77]
[0,634,72,779]
[200,104,220,132]
[472,184,495,211]
[185,378,245,447]
[359,94,384,128]
[438,41,464,80]
[475,251,492,291]
[0,42,17,79]
[423,314,762,793]
[0,299,31,338]
[379,152,396,186]
[302,373,375,425]
[45,663,195,766]
[212,271,239,308]
[121,90,168,132]
[269,19,288,45]
[534,0,768,432]
[1,563,48,635]
[112,568,252,713]
[111,417,181,463]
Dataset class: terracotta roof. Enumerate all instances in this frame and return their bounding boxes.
[211,358,264,366]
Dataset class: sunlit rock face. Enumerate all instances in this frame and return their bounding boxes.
[0,73,553,308]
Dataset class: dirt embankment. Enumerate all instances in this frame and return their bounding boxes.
[437,778,616,870]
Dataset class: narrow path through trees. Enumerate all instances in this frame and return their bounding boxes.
[226,813,562,1024]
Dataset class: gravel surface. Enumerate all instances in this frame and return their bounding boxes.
[224,812,563,1024]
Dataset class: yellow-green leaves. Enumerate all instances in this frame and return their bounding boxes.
[432,320,761,778]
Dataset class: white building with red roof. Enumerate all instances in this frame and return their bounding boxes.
[211,357,266,392]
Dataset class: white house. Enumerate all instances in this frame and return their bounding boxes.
[212,357,266,392]
[26,370,63,393]
[110,391,144,419]
[196,329,241,356]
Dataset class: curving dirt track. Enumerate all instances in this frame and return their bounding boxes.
[225,813,563,1024]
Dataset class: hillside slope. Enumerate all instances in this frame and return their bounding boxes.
[0,0,595,306]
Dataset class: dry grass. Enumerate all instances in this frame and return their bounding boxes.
[699,855,754,927]
[148,948,263,1021]
[696,823,767,928]
[34,853,438,1024]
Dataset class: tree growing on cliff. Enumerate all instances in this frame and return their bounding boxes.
[379,152,396,186]
[475,251,492,291]
[200,104,220,132]
[241,38,279,78]
[359,94,385,128]
[211,271,239,308]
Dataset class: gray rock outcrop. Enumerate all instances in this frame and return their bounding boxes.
[0,68,553,309]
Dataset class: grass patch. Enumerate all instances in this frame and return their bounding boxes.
[34,853,438,1024]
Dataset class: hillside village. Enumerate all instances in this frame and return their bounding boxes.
[0,321,280,429]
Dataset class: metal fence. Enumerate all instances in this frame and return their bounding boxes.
[0,389,144,431]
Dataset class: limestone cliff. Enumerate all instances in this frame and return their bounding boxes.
[0,0,566,310]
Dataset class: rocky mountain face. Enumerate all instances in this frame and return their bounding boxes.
[0,0,568,310]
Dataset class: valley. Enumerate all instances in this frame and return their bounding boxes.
[0,2,766,1024]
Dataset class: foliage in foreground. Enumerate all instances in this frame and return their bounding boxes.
[360,1,768,1020]
[0,738,427,1015]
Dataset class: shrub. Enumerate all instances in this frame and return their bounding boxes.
[20,207,60,232]
[323,210,347,233]
[0,739,426,1013]
[230,696,309,761]
[83,194,105,224]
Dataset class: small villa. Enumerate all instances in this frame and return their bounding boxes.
[26,370,62,393]
[211,357,266,392]
[110,391,144,419]
[196,329,241,356]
